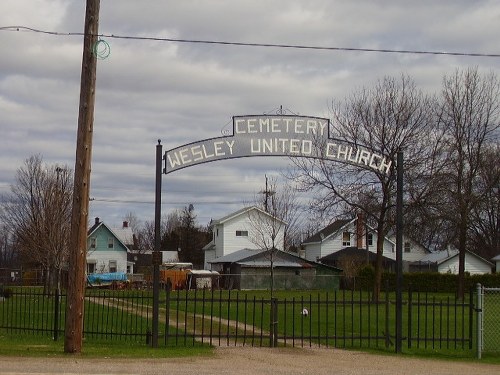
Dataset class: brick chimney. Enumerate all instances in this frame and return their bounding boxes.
[356,212,365,249]
[123,221,128,228]
[95,217,100,226]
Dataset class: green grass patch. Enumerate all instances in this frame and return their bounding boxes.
[0,333,213,358]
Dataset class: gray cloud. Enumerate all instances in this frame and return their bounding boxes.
[1,0,499,228]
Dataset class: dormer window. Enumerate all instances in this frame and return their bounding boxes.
[404,241,411,253]
[342,231,351,247]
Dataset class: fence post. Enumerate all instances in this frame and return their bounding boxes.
[407,284,412,349]
[270,298,278,347]
[385,281,391,348]
[53,288,60,341]
[469,285,474,350]
[476,283,483,359]
[164,279,172,346]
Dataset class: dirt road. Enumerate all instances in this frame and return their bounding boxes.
[1,347,498,375]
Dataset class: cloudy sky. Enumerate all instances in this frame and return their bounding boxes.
[1,0,499,228]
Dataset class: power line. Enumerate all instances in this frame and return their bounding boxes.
[1,25,500,58]
[89,197,242,205]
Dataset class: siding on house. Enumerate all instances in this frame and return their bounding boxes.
[492,255,500,273]
[439,252,493,275]
[301,218,428,265]
[204,207,286,269]
[87,220,129,274]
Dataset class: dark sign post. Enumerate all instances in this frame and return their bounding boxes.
[395,150,404,353]
[152,140,163,348]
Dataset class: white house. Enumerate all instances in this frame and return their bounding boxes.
[300,214,429,268]
[411,249,494,275]
[203,206,287,270]
[493,254,500,273]
[86,218,135,275]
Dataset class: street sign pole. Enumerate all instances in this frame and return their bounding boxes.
[152,140,163,347]
[395,150,404,353]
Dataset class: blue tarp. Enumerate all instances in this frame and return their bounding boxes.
[87,272,128,285]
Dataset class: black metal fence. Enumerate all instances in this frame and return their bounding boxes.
[0,285,475,352]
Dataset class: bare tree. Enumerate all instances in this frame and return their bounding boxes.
[123,211,141,236]
[289,75,435,301]
[469,146,500,261]
[0,155,72,291]
[246,177,289,297]
[435,68,500,299]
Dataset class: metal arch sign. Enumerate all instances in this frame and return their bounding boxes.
[163,115,393,175]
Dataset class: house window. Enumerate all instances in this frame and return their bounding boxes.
[87,261,96,274]
[367,233,373,246]
[342,231,351,247]
[108,237,114,249]
[90,237,96,249]
[404,242,411,253]
[109,260,117,273]
[236,230,248,237]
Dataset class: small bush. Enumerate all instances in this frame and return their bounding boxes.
[1,287,13,298]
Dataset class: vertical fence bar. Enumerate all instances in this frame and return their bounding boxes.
[183,291,188,346]
[273,298,278,348]
[53,289,59,341]
[407,286,412,349]
[424,292,428,349]
[251,296,256,347]
[476,283,483,360]
[235,292,239,346]
[468,286,473,350]
[439,299,443,349]
[209,289,214,346]
[165,284,171,346]
[292,297,296,347]
[325,293,329,348]
[334,291,338,348]
[193,289,197,346]
[243,294,248,346]
[226,290,231,347]
[385,285,390,348]
[201,288,206,344]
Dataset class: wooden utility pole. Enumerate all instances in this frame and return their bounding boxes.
[64,0,100,354]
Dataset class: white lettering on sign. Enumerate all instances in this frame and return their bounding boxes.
[325,143,392,174]
[164,115,393,175]
[250,138,313,155]
[167,140,235,170]
[234,116,328,137]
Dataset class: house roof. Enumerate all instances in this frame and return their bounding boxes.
[112,227,134,247]
[492,254,500,261]
[302,218,353,244]
[319,246,395,264]
[412,249,494,267]
[209,248,342,272]
[87,219,130,251]
[208,248,261,263]
[212,206,287,226]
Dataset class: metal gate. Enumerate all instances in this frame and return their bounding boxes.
[477,284,500,359]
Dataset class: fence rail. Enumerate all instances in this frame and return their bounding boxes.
[0,285,476,352]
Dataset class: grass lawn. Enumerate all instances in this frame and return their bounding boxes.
[0,332,213,358]
[2,287,499,363]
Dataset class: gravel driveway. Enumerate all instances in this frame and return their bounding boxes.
[1,347,499,375]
